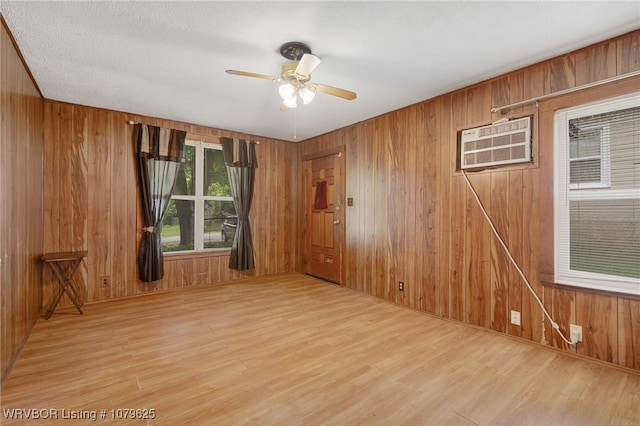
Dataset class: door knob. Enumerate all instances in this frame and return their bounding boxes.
[333,220,341,225]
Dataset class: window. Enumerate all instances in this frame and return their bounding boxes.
[161,140,236,253]
[554,93,640,295]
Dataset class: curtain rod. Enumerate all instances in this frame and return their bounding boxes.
[490,70,640,114]
[127,121,259,144]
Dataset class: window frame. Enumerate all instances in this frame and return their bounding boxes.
[553,92,640,296]
[164,139,234,254]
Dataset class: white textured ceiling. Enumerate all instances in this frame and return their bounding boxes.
[2,1,639,142]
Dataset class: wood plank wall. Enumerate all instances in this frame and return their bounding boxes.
[299,30,640,370]
[42,103,300,308]
[0,19,44,383]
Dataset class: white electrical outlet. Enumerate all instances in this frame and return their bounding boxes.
[570,324,583,343]
[510,310,521,326]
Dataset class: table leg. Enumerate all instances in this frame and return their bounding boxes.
[45,259,84,319]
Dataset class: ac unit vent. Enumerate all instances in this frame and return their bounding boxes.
[460,116,532,170]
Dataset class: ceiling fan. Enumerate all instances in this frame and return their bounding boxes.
[226,41,357,111]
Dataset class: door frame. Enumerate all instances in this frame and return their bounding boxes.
[302,146,346,285]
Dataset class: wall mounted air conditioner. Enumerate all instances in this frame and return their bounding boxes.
[459,116,532,170]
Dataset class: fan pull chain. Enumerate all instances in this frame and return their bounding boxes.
[293,106,297,140]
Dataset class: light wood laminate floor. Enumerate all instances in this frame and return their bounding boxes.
[2,273,639,425]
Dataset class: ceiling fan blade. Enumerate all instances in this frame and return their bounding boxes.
[312,83,357,101]
[294,54,321,79]
[225,70,278,82]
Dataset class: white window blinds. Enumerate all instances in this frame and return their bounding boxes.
[554,93,640,295]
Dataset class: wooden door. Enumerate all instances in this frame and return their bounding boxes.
[304,151,344,284]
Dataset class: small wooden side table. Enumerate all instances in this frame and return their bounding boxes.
[41,251,87,319]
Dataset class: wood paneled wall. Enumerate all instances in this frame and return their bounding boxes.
[42,103,300,308]
[299,30,640,370]
[0,19,44,384]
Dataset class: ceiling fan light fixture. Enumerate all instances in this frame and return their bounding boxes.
[299,86,316,104]
[227,41,357,113]
[278,82,296,100]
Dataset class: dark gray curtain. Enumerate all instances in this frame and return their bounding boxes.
[135,124,186,282]
[221,137,258,270]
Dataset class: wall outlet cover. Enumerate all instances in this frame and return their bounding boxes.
[570,324,583,343]
[510,310,521,326]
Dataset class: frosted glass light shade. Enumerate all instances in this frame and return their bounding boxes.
[278,83,295,99]
[283,96,297,108]
[299,86,316,104]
